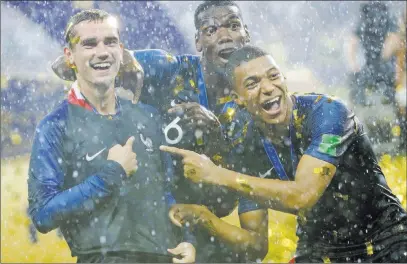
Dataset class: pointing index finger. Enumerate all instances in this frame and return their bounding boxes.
[159,145,192,157]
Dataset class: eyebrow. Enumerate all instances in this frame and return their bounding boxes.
[80,36,118,45]
[225,14,241,21]
[266,67,278,73]
[243,67,278,82]
[200,12,242,26]
[243,76,259,84]
[104,36,119,42]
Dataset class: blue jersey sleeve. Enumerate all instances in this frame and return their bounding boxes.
[28,102,126,234]
[134,49,182,86]
[304,97,357,166]
[133,49,201,107]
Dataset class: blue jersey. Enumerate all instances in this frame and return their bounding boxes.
[27,84,190,258]
[235,94,407,259]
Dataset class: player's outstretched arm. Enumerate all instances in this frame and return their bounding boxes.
[160,145,335,214]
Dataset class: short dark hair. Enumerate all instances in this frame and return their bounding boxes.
[64,9,119,48]
[225,45,270,85]
[194,1,241,30]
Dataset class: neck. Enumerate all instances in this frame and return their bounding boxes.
[201,59,232,101]
[76,77,116,115]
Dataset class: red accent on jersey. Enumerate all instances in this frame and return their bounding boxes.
[67,84,93,111]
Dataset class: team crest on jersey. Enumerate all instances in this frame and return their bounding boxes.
[140,134,154,152]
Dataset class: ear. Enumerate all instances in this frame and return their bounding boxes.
[64,47,75,65]
[244,25,251,43]
[231,91,246,107]
[195,33,203,52]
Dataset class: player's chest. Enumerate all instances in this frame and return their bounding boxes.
[63,114,161,183]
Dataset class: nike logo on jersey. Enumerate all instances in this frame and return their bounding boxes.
[85,148,106,161]
[259,167,274,178]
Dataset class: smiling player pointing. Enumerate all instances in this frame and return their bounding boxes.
[161,45,407,263]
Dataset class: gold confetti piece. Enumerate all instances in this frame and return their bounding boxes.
[196,136,204,146]
[1,75,8,89]
[293,109,306,132]
[165,53,175,62]
[236,176,253,193]
[314,95,323,104]
[173,85,184,96]
[293,109,298,119]
[189,79,196,88]
[219,107,236,123]
[10,132,22,145]
[392,125,401,137]
[212,154,223,163]
[366,241,374,256]
[69,36,80,45]
[322,256,331,263]
[242,121,250,137]
[232,137,244,147]
[217,96,233,105]
[333,192,349,201]
[313,166,331,176]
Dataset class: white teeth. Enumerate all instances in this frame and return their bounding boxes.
[270,96,280,103]
[93,63,111,68]
[263,96,280,105]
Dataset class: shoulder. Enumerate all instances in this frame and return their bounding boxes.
[36,100,70,135]
[32,100,70,151]
[295,93,350,117]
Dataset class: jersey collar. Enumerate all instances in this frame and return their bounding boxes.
[67,81,121,115]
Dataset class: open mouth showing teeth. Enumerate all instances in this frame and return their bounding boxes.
[91,62,111,70]
[218,48,236,60]
[262,96,281,111]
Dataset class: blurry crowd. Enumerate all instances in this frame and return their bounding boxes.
[344,2,406,155]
